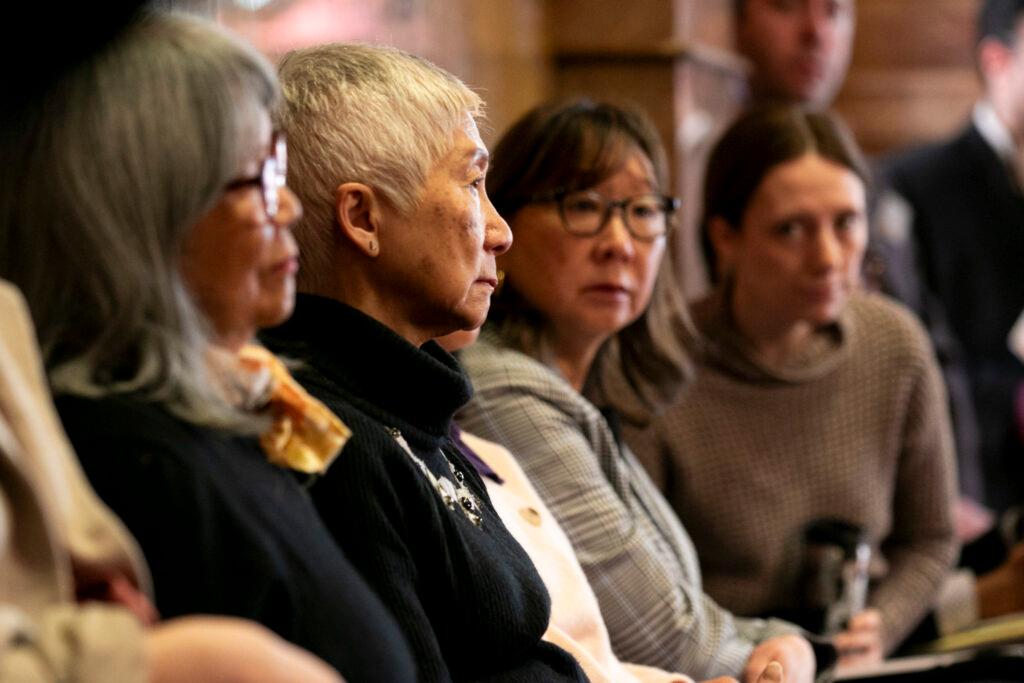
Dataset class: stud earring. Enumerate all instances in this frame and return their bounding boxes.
[368,239,378,255]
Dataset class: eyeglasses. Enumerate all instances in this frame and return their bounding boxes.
[529,189,680,241]
[225,131,288,219]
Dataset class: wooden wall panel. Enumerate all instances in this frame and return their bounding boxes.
[682,0,735,51]
[836,68,978,155]
[546,0,680,52]
[554,56,680,166]
[545,0,741,193]
[214,0,986,159]
[834,0,983,155]
[219,0,549,147]
[460,0,551,145]
[846,0,979,68]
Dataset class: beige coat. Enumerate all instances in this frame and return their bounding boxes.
[463,431,692,683]
[0,279,149,682]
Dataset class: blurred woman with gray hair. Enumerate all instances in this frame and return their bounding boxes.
[0,13,415,682]
[262,43,588,682]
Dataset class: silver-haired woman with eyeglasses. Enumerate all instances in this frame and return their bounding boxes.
[0,13,415,682]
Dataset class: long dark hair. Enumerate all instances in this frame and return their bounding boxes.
[487,98,691,418]
[700,104,870,282]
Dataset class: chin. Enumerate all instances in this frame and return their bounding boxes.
[807,303,845,327]
[256,301,295,330]
[581,312,633,340]
[451,307,489,334]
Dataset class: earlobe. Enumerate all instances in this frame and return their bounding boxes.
[335,182,381,258]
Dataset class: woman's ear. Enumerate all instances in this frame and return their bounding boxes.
[708,216,738,274]
[335,183,381,258]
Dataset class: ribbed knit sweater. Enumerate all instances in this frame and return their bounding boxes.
[624,291,958,653]
[261,294,587,683]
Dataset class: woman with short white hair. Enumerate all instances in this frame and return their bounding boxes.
[263,44,589,682]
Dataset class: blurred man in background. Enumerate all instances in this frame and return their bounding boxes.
[874,0,1024,547]
[676,0,856,299]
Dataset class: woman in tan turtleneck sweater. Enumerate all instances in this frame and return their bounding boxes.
[625,105,958,668]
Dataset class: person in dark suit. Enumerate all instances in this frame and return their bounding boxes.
[872,0,1024,635]
[677,0,857,300]
[875,0,1024,526]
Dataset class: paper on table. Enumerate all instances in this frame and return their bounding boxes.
[834,643,1024,681]
[833,649,975,680]
[914,612,1024,655]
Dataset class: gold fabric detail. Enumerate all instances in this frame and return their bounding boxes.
[238,345,351,474]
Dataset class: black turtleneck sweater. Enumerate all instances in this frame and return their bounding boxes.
[261,294,587,683]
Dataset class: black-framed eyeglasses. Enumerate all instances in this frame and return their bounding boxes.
[225,131,287,219]
[529,189,680,242]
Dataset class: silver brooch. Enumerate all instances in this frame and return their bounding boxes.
[389,427,483,528]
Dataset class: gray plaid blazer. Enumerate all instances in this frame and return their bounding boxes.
[458,332,796,680]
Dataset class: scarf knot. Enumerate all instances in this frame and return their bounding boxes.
[238,345,350,474]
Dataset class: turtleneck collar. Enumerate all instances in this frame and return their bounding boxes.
[693,287,855,385]
[261,294,473,443]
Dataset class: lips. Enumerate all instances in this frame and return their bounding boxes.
[270,255,299,276]
[582,283,633,301]
[803,283,845,304]
[472,276,498,292]
[793,58,826,82]
[585,281,631,292]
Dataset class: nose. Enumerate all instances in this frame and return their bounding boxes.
[483,196,512,256]
[273,185,303,229]
[810,226,842,272]
[594,208,635,261]
[800,3,830,46]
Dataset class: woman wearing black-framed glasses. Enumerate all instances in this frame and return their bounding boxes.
[457,99,821,683]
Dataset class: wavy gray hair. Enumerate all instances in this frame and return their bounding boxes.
[0,12,278,429]
[276,43,483,294]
